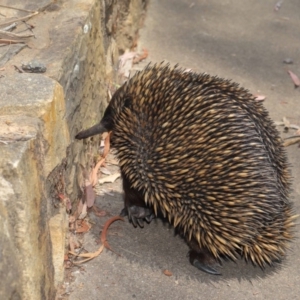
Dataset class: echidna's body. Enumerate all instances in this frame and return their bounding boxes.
[76,63,296,275]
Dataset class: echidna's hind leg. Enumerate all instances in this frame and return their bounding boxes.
[187,239,222,275]
[120,173,155,227]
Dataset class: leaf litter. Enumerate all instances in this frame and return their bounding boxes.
[98,173,121,184]
[287,70,300,87]
[163,269,173,277]
[275,117,300,147]
[253,94,266,101]
[118,48,149,79]
[100,167,111,175]
[67,131,124,267]
[68,216,124,264]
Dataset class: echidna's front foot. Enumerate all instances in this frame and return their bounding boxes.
[120,205,155,228]
[189,250,222,275]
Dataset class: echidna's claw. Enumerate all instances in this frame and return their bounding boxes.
[145,213,155,223]
[131,216,138,227]
[189,250,222,275]
[136,218,144,228]
[192,260,221,275]
[121,205,154,228]
[120,208,128,217]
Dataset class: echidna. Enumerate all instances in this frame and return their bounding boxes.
[76,63,297,275]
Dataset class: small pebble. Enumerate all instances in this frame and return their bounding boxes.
[22,60,47,73]
[283,58,293,64]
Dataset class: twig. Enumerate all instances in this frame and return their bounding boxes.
[0,4,34,13]
[21,21,35,34]
[14,65,23,73]
[0,29,34,39]
[0,39,25,44]
[0,11,39,27]
[68,216,124,264]
[118,246,141,257]
[37,3,55,13]
[275,121,300,130]
[69,244,105,264]
[1,23,17,32]
[69,246,85,262]
[283,136,300,147]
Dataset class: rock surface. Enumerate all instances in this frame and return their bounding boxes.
[0,0,148,299]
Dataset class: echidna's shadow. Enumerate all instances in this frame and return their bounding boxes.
[90,191,289,284]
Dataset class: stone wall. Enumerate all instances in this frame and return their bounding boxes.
[0,0,148,299]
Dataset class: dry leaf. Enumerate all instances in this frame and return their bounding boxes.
[65,198,72,212]
[58,194,72,212]
[85,183,96,208]
[133,48,149,64]
[69,234,81,252]
[99,172,121,184]
[254,94,266,101]
[69,244,105,265]
[76,220,91,233]
[102,189,114,196]
[103,132,111,157]
[90,158,105,186]
[69,216,76,231]
[76,199,84,215]
[92,206,108,217]
[118,52,137,78]
[69,215,124,264]
[287,70,300,87]
[69,215,76,224]
[100,167,111,175]
[100,216,124,254]
[78,201,87,220]
[90,133,111,186]
[282,116,290,129]
[69,236,75,253]
[163,269,173,276]
[119,52,137,67]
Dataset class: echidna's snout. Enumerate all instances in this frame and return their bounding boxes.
[75,122,107,140]
[76,103,116,140]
